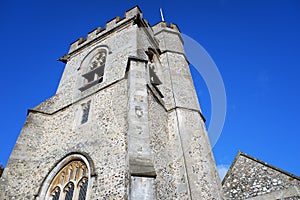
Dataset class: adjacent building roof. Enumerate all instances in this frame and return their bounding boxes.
[222,151,300,199]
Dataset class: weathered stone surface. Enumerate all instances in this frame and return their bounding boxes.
[0,6,223,200]
[222,152,300,200]
[0,80,129,199]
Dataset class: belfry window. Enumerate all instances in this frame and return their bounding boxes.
[79,50,106,91]
[47,160,89,200]
[146,49,163,98]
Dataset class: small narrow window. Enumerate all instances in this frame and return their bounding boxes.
[81,101,91,124]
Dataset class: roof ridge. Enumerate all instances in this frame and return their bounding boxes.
[239,151,300,181]
[222,151,300,185]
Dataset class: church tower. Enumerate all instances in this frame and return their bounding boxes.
[0,6,223,199]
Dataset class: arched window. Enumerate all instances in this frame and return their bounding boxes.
[46,160,89,200]
[79,49,107,91]
[145,48,163,98]
[64,182,74,200]
[78,178,88,200]
[51,187,60,200]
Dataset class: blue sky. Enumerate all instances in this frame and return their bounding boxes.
[0,0,299,179]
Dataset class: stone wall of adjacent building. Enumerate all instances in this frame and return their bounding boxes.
[222,153,300,200]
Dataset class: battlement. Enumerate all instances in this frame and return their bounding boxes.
[68,6,143,54]
[1,6,225,200]
[152,21,181,35]
[125,6,142,19]
[67,6,181,56]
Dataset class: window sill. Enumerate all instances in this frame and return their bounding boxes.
[79,77,103,92]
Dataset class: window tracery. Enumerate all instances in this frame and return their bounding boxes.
[78,178,88,200]
[51,187,60,200]
[64,182,74,200]
[47,160,89,200]
[79,50,107,91]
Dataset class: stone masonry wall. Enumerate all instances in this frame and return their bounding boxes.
[153,24,223,199]
[0,6,225,200]
[0,80,129,199]
[222,154,300,199]
[148,91,190,199]
[34,22,139,115]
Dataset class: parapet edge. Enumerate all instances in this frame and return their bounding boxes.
[68,6,143,55]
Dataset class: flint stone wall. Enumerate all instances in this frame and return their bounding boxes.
[222,154,300,200]
[0,80,129,199]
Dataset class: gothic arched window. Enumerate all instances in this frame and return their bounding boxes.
[47,160,89,200]
[51,187,60,200]
[145,48,163,98]
[64,182,74,200]
[79,49,107,91]
[78,178,88,200]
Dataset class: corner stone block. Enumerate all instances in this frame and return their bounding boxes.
[125,6,142,19]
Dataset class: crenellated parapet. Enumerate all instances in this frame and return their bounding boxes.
[65,6,181,59]
[151,21,184,56]
[68,6,143,55]
[1,6,225,200]
[152,21,181,33]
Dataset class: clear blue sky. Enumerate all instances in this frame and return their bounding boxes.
[0,0,299,178]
